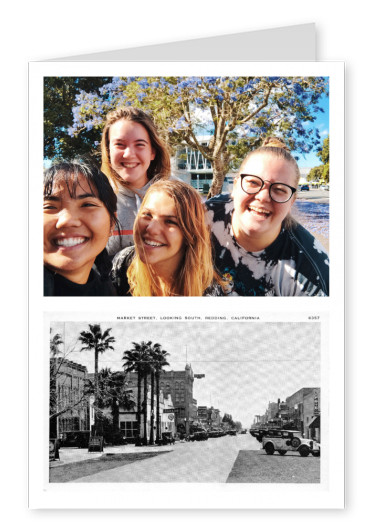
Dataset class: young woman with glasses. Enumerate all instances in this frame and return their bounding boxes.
[206,137,329,296]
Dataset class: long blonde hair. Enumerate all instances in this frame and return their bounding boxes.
[100,107,171,192]
[127,180,222,296]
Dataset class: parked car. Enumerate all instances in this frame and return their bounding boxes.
[187,429,208,442]
[300,184,310,191]
[227,429,237,436]
[261,429,320,457]
[59,430,91,448]
[161,431,175,445]
[320,184,329,191]
[208,428,225,438]
[250,428,269,442]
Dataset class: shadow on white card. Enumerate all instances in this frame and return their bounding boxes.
[48,23,315,61]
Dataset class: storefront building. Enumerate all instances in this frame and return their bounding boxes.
[159,364,197,435]
[285,387,321,441]
[49,358,90,438]
[118,385,175,442]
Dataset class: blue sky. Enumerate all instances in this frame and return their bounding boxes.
[294,92,329,169]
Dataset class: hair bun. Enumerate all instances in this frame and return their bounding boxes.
[262,137,290,152]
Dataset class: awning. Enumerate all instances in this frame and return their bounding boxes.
[308,416,320,429]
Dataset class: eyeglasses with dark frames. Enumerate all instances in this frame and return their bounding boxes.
[240,174,296,203]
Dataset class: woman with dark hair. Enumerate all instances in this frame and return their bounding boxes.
[43,158,118,296]
[101,106,171,257]
[111,180,225,296]
[206,137,329,296]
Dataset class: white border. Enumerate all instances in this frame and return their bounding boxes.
[29,61,344,509]
[39,311,332,509]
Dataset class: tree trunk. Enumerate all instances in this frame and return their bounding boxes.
[136,370,142,446]
[149,369,155,445]
[143,372,148,445]
[94,348,98,435]
[112,397,119,439]
[156,372,161,444]
[207,150,230,199]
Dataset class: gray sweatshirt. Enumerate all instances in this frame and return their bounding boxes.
[106,180,154,258]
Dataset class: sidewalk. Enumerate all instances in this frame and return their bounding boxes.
[50,443,176,468]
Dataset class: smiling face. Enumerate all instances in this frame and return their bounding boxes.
[109,119,156,189]
[231,154,297,252]
[134,191,185,279]
[43,174,112,284]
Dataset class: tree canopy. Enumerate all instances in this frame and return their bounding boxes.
[44,77,111,160]
[307,135,329,183]
[45,75,328,196]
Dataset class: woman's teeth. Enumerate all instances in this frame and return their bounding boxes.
[55,237,86,247]
[144,239,164,247]
[249,206,271,217]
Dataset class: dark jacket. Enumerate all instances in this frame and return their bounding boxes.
[44,250,116,296]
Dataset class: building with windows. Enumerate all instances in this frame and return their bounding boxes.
[196,406,222,430]
[252,388,321,441]
[117,364,198,440]
[302,388,321,441]
[118,385,175,443]
[172,137,235,194]
[49,358,90,439]
[285,387,320,440]
[159,363,198,436]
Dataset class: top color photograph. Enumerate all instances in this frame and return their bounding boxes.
[43,75,330,297]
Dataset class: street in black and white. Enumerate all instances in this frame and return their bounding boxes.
[50,319,321,484]
[50,431,320,483]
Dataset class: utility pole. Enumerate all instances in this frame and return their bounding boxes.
[185,346,190,437]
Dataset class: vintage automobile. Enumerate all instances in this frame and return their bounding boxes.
[187,429,208,442]
[261,429,320,457]
[208,428,226,438]
[250,428,270,443]
[161,431,175,445]
[59,430,91,448]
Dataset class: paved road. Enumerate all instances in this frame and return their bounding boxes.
[293,190,329,251]
[297,189,329,204]
[72,434,260,483]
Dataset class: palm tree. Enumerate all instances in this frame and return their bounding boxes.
[49,332,64,438]
[149,341,162,444]
[141,342,152,445]
[123,341,151,446]
[50,332,63,357]
[97,368,135,443]
[153,347,170,444]
[78,324,115,435]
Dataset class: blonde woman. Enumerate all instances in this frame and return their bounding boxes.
[111,180,225,296]
[206,137,329,296]
[101,106,171,257]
